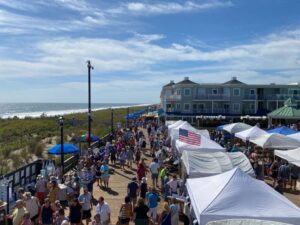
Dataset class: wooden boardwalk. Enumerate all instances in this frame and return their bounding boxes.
[84,128,300,224]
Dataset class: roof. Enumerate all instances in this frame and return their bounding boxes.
[268,98,300,118]
[163,81,175,87]
[223,78,246,85]
[176,79,198,85]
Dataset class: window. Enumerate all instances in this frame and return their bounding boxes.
[198,104,205,110]
[212,89,218,95]
[184,103,190,111]
[176,103,181,110]
[233,103,240,112]
[250,103,255,110]
[184,88,191,96]
[233,88,240,96]
[250,89,255,95]
[176,89,181,95]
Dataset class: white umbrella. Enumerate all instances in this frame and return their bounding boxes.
[223,122,252,134]
[250,133,300,150]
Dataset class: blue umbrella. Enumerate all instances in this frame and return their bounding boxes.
[267,126,298,136]
[48,144,79,155]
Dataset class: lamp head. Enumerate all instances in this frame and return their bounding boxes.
[59,116,64,125]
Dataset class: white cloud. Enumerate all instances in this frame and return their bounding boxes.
[1,27,300,85]
[109,0,233,15]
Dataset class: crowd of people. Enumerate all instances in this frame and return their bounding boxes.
[210,125,299,194]
[4,118,299,225]
[4,118,191,225]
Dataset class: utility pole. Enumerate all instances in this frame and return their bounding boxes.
[87,60,94,147]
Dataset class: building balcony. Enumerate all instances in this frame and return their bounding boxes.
[165,95,182,101]
[243,94,257,100]
[258,94,300,100]
[195,94,230,100]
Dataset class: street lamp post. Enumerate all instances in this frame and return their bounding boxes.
[87,60,94,147]
[59,116,64,175]
[126,107,129,128]
[111,108,114,134]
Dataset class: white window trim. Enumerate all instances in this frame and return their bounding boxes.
[176,89,181,95]
[233,103,240,112]
[184,103,191,111]
[212,89,218,95]
[250,89,255,95]
[184,88,191,96]
[233,88,240,96]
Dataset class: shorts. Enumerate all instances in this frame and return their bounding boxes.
[82,209,92,219]
[291,175,299,180]
[151,173,158,180]
[130,197,137,205]
[120,218,130,224]
[148,207,157,220]
[102,176,109,182]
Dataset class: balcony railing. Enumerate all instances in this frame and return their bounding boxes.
[256,94,300,100]
[166,95,181,101]
[195,94,230,100]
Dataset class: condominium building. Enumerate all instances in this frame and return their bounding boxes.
[160,77,300,118]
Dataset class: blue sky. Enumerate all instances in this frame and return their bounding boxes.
[1,0,300,103]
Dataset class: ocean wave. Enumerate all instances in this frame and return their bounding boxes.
[0,104,151,119]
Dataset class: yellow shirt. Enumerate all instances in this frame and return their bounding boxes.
[12,207,26,225]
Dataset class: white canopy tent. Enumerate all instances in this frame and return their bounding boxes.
[288,132,300,142]
[249,133,300,149]
[176,138,225,154]
[170,121,210,140]
[235,126,267,141]
[206,219,291,225]
[275,148,300,167]
[186,168,300,225]
[223,122,252,134]
[181,151,255,178]
[167,120,185,136]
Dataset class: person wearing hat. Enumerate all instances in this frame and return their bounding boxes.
[35,175,47,204]
[7,200,27,225]
[127,177,139,207]
[79,187,92,225]
[100,161,110,189]
[139,177,148,199]
[48,180,59,204]
[23,192,40,224]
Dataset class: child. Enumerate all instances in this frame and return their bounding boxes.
[21,212,32,225]
[92,214,101,225]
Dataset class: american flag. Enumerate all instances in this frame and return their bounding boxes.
[179,128,201,145]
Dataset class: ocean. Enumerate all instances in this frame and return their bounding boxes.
[0,103,148,119]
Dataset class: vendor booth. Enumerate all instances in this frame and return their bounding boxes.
[275,148,300,167]
[223,123,252,134]
[235,126,267,141]
[170,121,210,140]
[249,133,300,149]
[181,151,255,178]
[186,168,300,225]
[175,137,225,154]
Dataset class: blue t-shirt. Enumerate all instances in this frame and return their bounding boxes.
[127,181,139,198]
[101,164,110,178]
[147,192,159,208]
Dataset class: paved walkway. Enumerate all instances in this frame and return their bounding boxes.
[85,128,300,224]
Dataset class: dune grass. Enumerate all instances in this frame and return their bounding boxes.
[0,106,145,174]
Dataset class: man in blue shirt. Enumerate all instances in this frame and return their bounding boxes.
[146,187,160,222]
